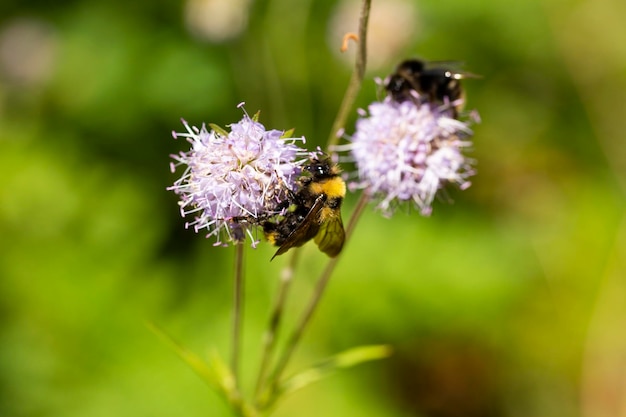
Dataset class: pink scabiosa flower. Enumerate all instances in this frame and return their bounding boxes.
[168,105,308,246]
[347,98,476,216]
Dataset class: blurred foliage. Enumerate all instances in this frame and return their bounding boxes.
[1,0,625,416]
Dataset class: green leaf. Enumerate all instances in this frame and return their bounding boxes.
[281,128,295,139]
[263,344,392,409]
[252,110,261,122]
[147,322,220,390]
[148,323,261,416]
[207,350,238,400]
[209,123,229,137]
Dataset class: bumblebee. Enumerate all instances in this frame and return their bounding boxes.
[263,157,346,260]
[385,58,477,117]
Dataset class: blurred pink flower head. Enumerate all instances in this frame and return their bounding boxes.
[348,98,476,216]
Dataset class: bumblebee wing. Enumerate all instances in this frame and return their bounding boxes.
[314,214,345,258]
[424,60,464,67]
[271,195,324,260]
[422,61,481,79]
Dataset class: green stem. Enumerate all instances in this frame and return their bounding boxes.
[262,0,373,401]
[258,0,372,408]
[232,243,245,388]
[326,0,371,150]
[344,190,371,241]
[254,249,301,402]
[265,191,371,401]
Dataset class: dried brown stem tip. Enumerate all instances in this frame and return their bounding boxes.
[340,32,359,53]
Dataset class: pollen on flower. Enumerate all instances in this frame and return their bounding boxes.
[168,107,308,246]
[347,97,477,216]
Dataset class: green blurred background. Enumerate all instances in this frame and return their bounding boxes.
[1,0,625,415]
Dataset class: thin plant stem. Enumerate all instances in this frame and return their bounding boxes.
[232,243,245,388]
[254,248,301,401]
[326,0,371,150]
[265,191,371,397]
[344,190,371,240]
[261,0,372,399]
[257,0,371,406]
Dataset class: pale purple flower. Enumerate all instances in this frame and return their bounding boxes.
[347,98,476,216]
[168,107,308,246]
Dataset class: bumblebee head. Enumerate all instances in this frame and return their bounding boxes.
[396,59,425,77]
[303,157,339,180]
[385,59,427,102]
